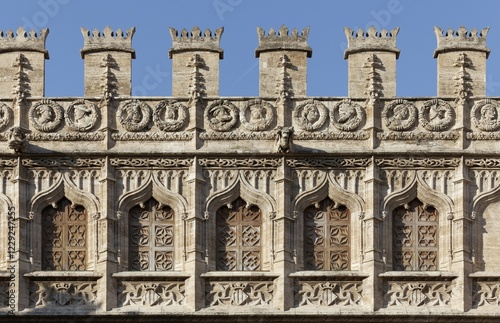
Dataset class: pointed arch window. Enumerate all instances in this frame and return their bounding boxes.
[393,198,439,271]
[129,198,175,271]
[216,197,262,271]
[304,198,350,271]
[42,197,87,271]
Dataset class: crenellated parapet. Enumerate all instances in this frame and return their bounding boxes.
[255,25,312,58]
[80,26,135,58]
[168,26,223,59]
[433,26,490,58]
[344,26,400,59]
[0,27,49,57]
[434,26,490,98]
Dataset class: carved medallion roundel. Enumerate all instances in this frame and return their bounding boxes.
[471,99,500,132]
[206,99,238,132]
[29,99,64,132]
[294,100,328,131]
[382,99,418,131]
[154,100,188,132]
[331,100,365,132]
[419,99,454,132]
[240,99,275,131]
[118,100,152,132]
[65,100,99,132]
[0,103,12,131]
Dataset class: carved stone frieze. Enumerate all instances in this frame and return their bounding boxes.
[22,158,104,168]
[419,169,453,196]
[0,158,17,167]
[294,281,363,306]
[199,158,281,168]
[110,158,192,168]
[111,131,193,141]
[30,281,97,307]
[240,99,275,131]
[154,100,189,132]
[0,103,12,131]
[118,281,185,307]
[382,99,418,131]
[467,132,500,140]
[295,169,327,193]
[199,131,275,140]
[118,100,152,132]
[287,158,371,168]
[293,100,328,131]
[381,169,415,194]
[206,281,274,306]
[65,100,99,132]
[384,281,452,307]
[419,99,455,132]
[29,99,64,132]
[376,158,460,168]
[377,131,459,140]
[27,132,105,141]
[466,158,500,168]
[206,99,238,132]
[473,281,500,308]
[331,100,365,132]
[469,170,500,195]
[294,131,370,140]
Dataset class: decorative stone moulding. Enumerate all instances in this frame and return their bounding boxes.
[80,26,136,58]
[169,26,224,59]
[344,26,400,59]
[433,26,490,58]
[0,27,49,58]
[255,25,312,57]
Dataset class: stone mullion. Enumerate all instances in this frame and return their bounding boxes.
[272,157,294,311]
[451,157,474,312]
[362,157,383,311]
[96,156,118,311]
[10,157,31,311]
[184,157,206,311]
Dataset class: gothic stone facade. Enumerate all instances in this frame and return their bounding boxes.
[0,25,498,322]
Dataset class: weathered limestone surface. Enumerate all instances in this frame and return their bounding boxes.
[0,25,497,323]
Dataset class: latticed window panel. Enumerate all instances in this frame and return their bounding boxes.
[42,197,87,271]
[216,197,262,271]
[129,198,175,271]
[304,198,350,271]
[393,198,439,271]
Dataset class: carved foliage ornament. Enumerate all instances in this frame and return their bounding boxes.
[154,100,188,132]
[382,99,418,131]
[30,281,97,307]
[385,281,452,307]
[118,100,152,132]
[419,99,454,132]
[471,99,500,132]
[240,99,275,131]
[206,99,238,132]
[331,100,365,132]
[0,103,12,131]
[294,100,328,131]
[65,100,99,132]
[29,99,64,132]
[118,282,185,306]
[206,281,273,306]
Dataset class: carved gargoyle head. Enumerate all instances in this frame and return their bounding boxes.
[274,126,293,153]
[7,126,28,153]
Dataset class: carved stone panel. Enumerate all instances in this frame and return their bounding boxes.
[304,198,350,271]
[393,198,438,271]
[294,281,363,306]
[30,281,97,307]
[129,198,175,271]
[216,197,261,271]
[29,99,64,132]
[384,281,452,307]
[118,281,185,306]
[472,280,500,308]
[42,198,87,271]
[206,281,273,306]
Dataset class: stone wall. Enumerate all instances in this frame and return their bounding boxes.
[0,25,498,322]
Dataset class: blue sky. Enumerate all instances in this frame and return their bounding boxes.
[1,0,500,97]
